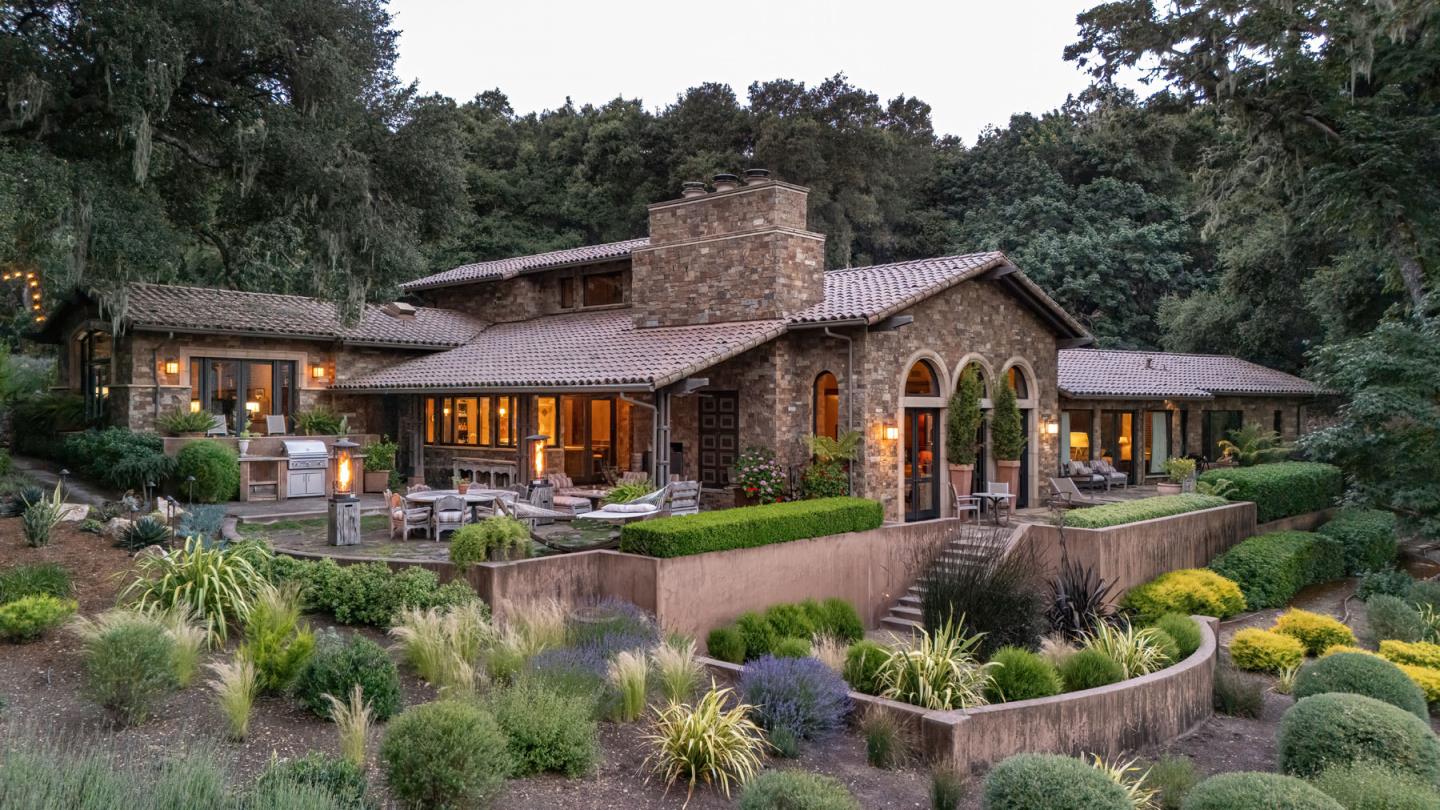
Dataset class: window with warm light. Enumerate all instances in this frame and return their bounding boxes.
[422,395,516,447]
[813,372,840,440]
[311,365,327,380]
[164,359,179,375]
[904,360,939,396]
[1007,366,1029,398]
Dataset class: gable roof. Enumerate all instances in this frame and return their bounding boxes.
[330,309,787,392]
[401,238,650,292]
[1059,348,1323,400]
[61,284,486,348]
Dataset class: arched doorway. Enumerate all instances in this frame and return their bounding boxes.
[813,371,840,440]
[902,359,943,521]
[1001,361,1038,508]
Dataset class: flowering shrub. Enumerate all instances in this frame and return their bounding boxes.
[734,447,786,504]
[740,655,851,740]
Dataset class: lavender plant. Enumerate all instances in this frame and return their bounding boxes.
[739,654,851,741]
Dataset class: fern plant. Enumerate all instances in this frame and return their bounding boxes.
[157,409,215,435]
[803,430,862,463]
[1218,425,1292,466]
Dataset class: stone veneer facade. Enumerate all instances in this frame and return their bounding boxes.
[631,181,825,327]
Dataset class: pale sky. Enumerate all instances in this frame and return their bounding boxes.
[389,0,1117,142]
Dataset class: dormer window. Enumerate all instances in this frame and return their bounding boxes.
[559,268,628,309]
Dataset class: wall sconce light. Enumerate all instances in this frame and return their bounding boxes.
[164,359,179,375]
[884,425,900,441]
[311,364,327,380]
[1045,420,1059,435]
[190,399,201,413]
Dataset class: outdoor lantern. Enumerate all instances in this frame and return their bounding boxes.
[1045,420,1060,435]
[164,359,179,375]
[189,399,201,413]
[327,437,362,546]
[330,438,358,498]
[526,433,549,482]
[311,364,326,380]
[884,425,900,441]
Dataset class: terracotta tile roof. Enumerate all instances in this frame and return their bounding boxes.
[1059,348,1323,399]
[331,310,787,391]
[400,238,650,291]
[119,283,485,348]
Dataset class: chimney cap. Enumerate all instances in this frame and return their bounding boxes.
[680,181,706,198]
[712,173,740,192]
[744,168,771,183]
[382,301,417,320]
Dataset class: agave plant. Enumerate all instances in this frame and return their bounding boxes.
[117,516,172,551]
[876,619,996,710]
[121,535,271,646]
[1081,621,1171,679]
[20,481,65,547]
[643,685,769,807]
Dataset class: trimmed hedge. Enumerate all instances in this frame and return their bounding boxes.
[1182,772,1343,810]
[1293,652,1429,719]
[1311,761,1440,810]
[983,753,1133,809]
[1380,640,1440,669]
[1278,693,1440,782]
[1318,508,1399,575]
[1061,494,1229,529]
[1230,628,1305,673]
[619,497,883,557]
[1198,461,1342,523]
[1122,569,1247,620]
[1210,531,1344,609]
[175,440,240,503]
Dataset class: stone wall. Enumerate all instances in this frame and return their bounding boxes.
[632,181,825,327]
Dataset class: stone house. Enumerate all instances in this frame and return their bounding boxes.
[36,172,1328,522]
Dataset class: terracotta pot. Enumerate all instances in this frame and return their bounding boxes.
[457,482,470,495]
[995,459,1021,496]
[947,464,974,498]
[1156,481,1183,496]
[363,470,389,494]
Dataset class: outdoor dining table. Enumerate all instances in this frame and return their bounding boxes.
[564,488,612,510]
[974,491,1015,526]
[404,488,516,523]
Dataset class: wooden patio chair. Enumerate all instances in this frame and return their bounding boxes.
[668,481,701,515]
[205,414,227,436]
[431,494,466,540]
[949,483,980,524]
[386,489,430,540]
[620,470,650,486]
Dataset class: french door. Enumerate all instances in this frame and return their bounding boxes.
[903,407,941,522]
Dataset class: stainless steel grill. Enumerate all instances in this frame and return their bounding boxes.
[283,439,328,497]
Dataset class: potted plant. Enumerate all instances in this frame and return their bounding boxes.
[236,428,252,457]
[1159,457,1196,496]
[452,475,470,495]
[800,430,861,498]
[363,436,398,494]
[946,366,983,497]
[732,446,786,506]
[157,408,214,438]
[990,383,1025,495]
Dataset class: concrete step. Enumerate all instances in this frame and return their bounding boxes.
[890,604,923,620]
[880,615,923,633]
[897,593,922,608]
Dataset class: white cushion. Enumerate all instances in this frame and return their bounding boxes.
[553,495,591,508]
[601,503,655,514]
[435,510,465,521]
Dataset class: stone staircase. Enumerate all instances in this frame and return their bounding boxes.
[879,531,1002,634]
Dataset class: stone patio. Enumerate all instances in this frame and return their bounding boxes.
[240,513,622,562]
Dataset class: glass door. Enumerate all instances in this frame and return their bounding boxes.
[1100,409,1137,483]
[1146,410,1172,476]
[589,398,614,480]
[904,408,940,522]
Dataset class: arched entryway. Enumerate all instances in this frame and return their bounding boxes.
[901,358,945,522]
[1000,360,1039,508]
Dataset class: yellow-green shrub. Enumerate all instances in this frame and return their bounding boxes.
[1380,639,1440,669]
[1396,664,1440,706]
[1322,644,1380,658]
[1230,628,1304,673]
[1272,609,1355,656]
[1120,569,1246,620]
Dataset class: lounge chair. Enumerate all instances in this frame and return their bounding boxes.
[1046,477,1118,509]
[1068,460,1108,490]
[1090,458,1129,490]
[575,484,670,523]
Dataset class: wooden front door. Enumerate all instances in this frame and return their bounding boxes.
[699,392,738,488]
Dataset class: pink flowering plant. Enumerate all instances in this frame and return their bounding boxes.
[734,447,787,504]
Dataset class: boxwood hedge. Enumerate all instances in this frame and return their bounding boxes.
[1317,508,1398,574]
[1209,531,1344,610]
[1197,461,1342,523]
[1278,693,1440,782]
[619,497,883,558]
[1061,494,1229,529]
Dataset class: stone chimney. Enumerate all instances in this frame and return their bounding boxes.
[631,171,825,327]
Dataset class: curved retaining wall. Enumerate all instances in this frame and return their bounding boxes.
[702,615,1218,772]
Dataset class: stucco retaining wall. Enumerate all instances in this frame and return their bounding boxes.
[1011,502,1258,597]
[701,616,1218,772]
[1255,507,1337,535]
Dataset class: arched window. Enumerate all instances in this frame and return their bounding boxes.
[813,372,840,440]
[959,362,989,399]
[904,360,940,396]
[1007,365,1029,399]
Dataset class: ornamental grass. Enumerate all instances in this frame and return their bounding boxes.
[643,686,769,808]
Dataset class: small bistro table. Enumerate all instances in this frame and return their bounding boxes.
[564,488,612,510]
[974,491,1015,526]
[403,488,516,523]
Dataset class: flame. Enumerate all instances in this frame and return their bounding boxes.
[534,442,544,478]
[337,450,352,493]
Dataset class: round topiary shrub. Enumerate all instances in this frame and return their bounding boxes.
[1230,628,1305,673]
[985,646,1063,702]
[820,598,864,643]
[1181,771,1343,810]
[1310,761,1440,810]
[1057,648,1124,692]
[1278,692,1440,782]
[764,603,816,640]
[842,640,887,695]
[983,753,1132,810]
[740,655,851,740]
[487,679,598,777]
[772,637,812,658]
[736,611,778,660]
[175,440,240,503]
[1293,652,1429,719]
[1153,613,1204,660]
[1121,569,1247,620]
[256,752,369,810]
[1367,595,1426,643]
[1273,608,1356,655]
[294,631,403,721]
[706,626,746,664]
[381,700,511,810]
[738,769,861,810]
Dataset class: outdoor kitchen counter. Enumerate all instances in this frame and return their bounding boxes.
[239,455,287,503]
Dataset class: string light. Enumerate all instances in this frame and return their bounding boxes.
[1,269,46,323]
